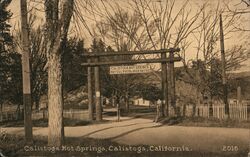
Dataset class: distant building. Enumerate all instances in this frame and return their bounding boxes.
[133,98,151,106]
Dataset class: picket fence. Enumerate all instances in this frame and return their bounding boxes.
[169,102,248,120]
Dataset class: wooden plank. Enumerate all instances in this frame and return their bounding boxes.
[82,57,182,67]
[83,48,180,57]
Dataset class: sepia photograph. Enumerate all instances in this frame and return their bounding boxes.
[0,0,250,156]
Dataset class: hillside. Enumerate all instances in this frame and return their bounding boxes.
[229,71,250,79]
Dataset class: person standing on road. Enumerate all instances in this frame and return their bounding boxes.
[115,95,121,122]
[154,99,161,122]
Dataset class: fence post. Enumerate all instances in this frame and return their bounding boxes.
[43,109,46,120]
[245,104,247,121]
[0,112,2,122]
[95,57,102,121]
[217,106,219,119]
[244,104,247,120]
[87,58,94,121]
[6,112,8,121]
[169,50,176,116]
[70,109,73,119]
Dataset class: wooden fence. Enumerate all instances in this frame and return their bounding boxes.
[229,102,248,120]
[32,109,89,120]
[0,110,24,122]
[1,102,249,122]
[169,102,249,120]
[0,109,89,122]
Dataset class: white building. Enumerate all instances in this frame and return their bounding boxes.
[133,98,151,106]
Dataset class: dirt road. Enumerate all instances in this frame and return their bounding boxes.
[2,117,249,153]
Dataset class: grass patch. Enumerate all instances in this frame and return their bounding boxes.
[160,116,250,128]
[120,105,156,119]
[0,118,112,127]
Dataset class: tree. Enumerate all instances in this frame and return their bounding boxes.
[44,0,74,146]
[175,1,249,116]
[91,38,142,112]
[133,83,162,102]
[0,0,13,107]
[0,52,22,113]
[13,11,48,111]
[93,9,155,111]
[27,26,48,110]
[0,0,12,47]
[241,0,250,6]
[89,0,205,116]
[62,38,86,92]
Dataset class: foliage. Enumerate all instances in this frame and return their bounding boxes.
[0,52,22,105]
[0,0,22,106]
[0,0,12,47]
[90,38,144,102]
[62,38,87,92]
[29,27,48,109]
[133,84,162,101]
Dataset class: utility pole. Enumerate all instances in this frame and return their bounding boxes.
[94,57,102,121]
[20,0,33,143]
[165,64,169,117]
[87,58,94,120]
[219,14,229,118]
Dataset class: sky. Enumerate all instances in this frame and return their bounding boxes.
[7,0,250,72]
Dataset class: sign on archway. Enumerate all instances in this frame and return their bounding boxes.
[110,64,151,74]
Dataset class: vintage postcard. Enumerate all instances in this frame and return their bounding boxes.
[0,0,249,156]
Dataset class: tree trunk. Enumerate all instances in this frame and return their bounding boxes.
[35,96,39,110]
[0,103,2,113]
[183,103,186,117]
[48,52,64,146]
[194,70,199,117]
[125,100,129,111]
[16,104,21,120]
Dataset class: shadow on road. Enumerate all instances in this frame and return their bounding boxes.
[109,124,163,140]
[82,121,156,138]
